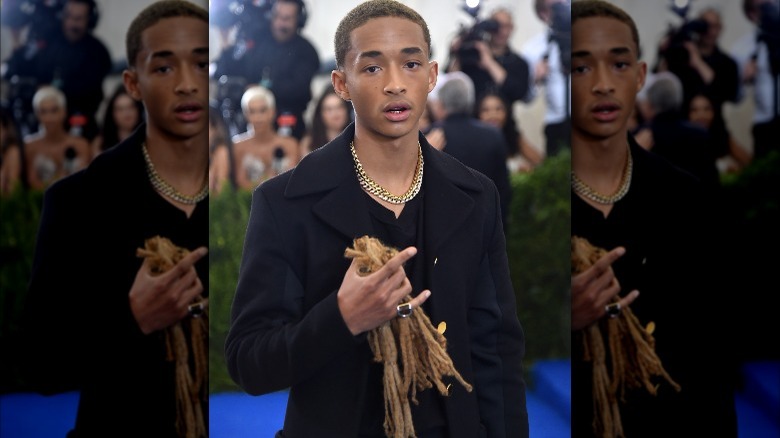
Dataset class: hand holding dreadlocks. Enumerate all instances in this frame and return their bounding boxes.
[571,245,639,331]
[337,245,431,335]
[129,239,207,334]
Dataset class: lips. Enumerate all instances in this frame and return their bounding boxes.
[383,101,411,122]
[591,101,621,123]
[174,102,203,123]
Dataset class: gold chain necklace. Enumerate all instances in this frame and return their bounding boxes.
[142,143,208,205]
[571,144,633,205]
[350,140,423,205]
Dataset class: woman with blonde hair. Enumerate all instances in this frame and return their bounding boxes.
[23,86,91,190]
[211,85,299,191]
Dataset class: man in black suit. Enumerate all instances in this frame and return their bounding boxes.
[429,71,512,233]
[225,1,528,437]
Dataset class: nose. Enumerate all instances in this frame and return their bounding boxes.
[592,65,615,95]
[175,64,198,95]
[383,65,407,95]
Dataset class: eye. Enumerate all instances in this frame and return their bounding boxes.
[615,62,630,70]
[155,65,172,73]
[365,66,380,73]
[405,61,421,69]
[572,65,588,75]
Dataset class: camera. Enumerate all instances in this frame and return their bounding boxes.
[548,1,571,73]
[453,2,500,68]
[211,0,274,50]
[659,1,710,74]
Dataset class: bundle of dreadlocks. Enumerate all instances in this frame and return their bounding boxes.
[345,236,472,438]
[571,236,680,438]
[137,236,207,438]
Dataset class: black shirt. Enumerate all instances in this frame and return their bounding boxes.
[358,189,448,437]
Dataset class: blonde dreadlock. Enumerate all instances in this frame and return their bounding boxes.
[137,236,208,438]
[572,236,680,438]
[345,236,473,438]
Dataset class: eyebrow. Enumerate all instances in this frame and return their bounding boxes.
[357,47,425,60]
[150,47,209,60]
[572,47,633,59]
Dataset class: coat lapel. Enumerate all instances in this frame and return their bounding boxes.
[285,123,373,240]
[421,135,482,267]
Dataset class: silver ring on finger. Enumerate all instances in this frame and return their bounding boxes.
[188,301,205,318]
[605,302,621,319]
[396,302,413,318]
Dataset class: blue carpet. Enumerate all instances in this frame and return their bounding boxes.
[210,391,287,437]
[0,391,79,437]
[737,360,780,438]
[3,360,777,437]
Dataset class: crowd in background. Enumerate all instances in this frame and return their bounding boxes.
[0,0,144,196]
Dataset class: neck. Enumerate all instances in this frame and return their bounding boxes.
[144,128,208,191]
[326,127,342,141]
[42,127,68,142]
[251,124,276,142]
[491,43,508,57]
[572,131,629,190]
[352,128,420,182]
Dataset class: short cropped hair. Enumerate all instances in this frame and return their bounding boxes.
[33,86,66,112]
[438,72,475,116]
[241,86,276,115]
[646,72,683,114]
[334,0,431,69]
[572,0,641,57]
[126,0,208,67]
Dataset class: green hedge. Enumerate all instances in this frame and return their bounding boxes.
[208,186,252,393]
[507,151,572,366]
[0,187,43,392]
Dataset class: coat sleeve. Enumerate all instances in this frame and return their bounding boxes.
[468,182,529,437]
[22,175,89,393]
[225,187,363,395]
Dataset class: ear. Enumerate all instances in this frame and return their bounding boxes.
[331,69,350,101]
[123,69,142,102]
[636,61,648,93]
[427,61,439,93]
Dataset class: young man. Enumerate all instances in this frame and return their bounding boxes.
[22,1,209,436]
[570,1,736,436]
[225,1,528,437]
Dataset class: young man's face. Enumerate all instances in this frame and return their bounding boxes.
[332,16,437,142]
[571,16,646,143]
[124,16,209,142]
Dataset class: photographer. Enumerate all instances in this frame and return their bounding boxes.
[731,0,780,159]
[446,7,532,116]
[2,0,112,142]
[656,7,739,163]
[212,0,319,141]
[521,0,571,156]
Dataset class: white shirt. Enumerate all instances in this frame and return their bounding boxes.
[521,31,570,125]
[732,29,778,124]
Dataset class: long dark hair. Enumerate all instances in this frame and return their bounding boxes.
[475,91,520,157]
[209,102,237,189]
[308,87,352,151]
[97,84,144,152]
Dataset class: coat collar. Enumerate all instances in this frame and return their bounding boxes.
[285,123,483,251]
